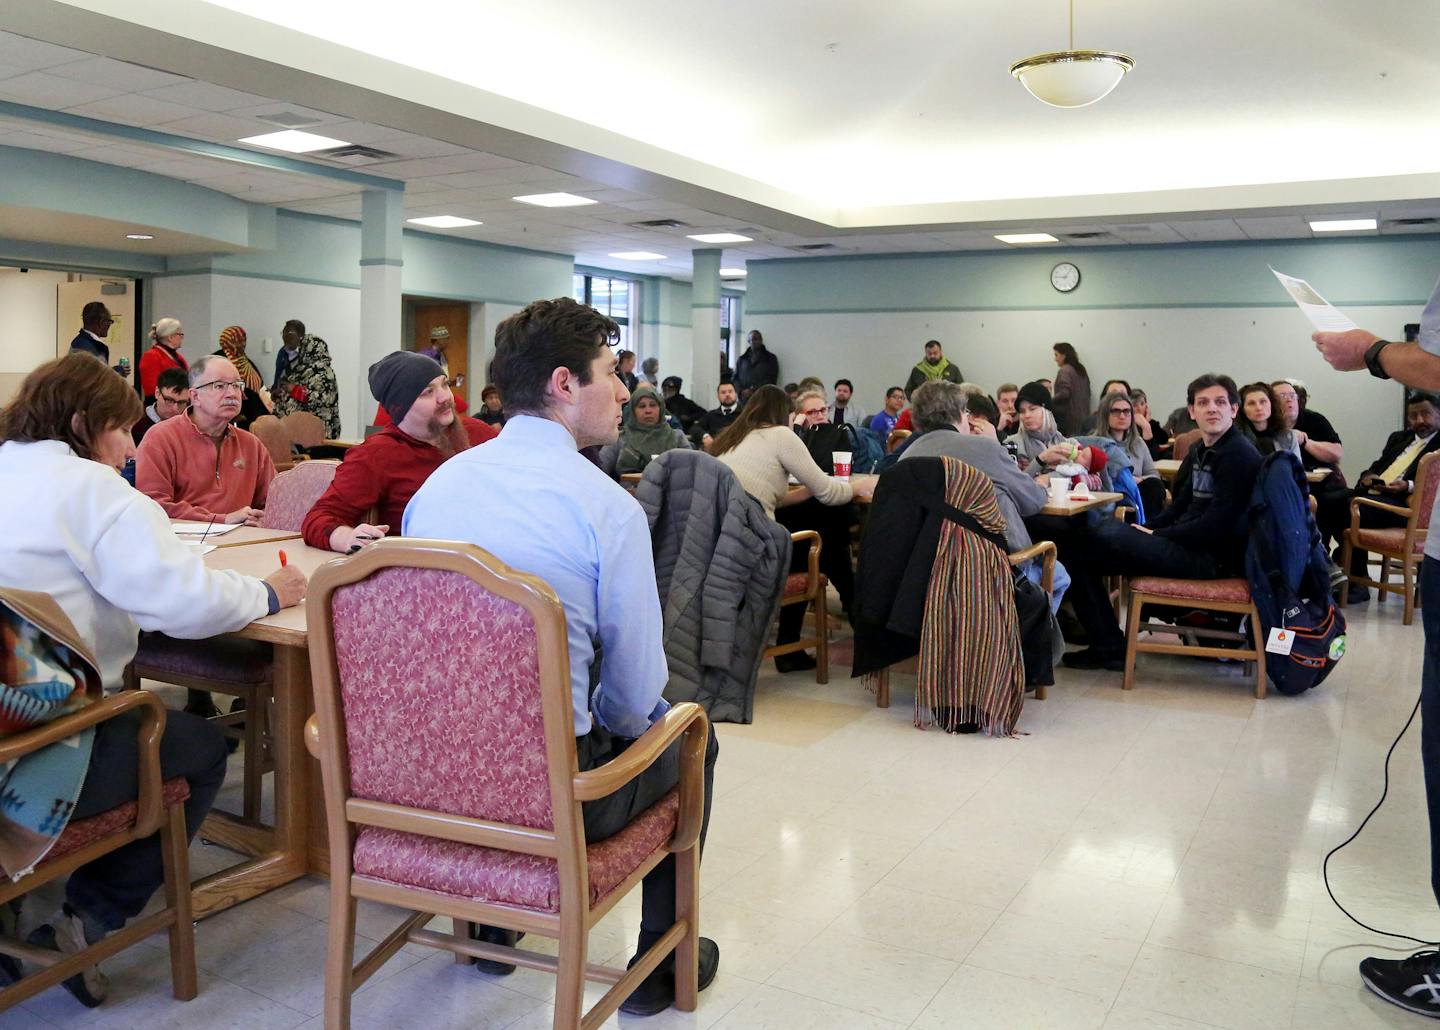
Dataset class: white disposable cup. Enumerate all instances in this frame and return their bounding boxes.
[833,451,852,479]
[1048,476,1069,503]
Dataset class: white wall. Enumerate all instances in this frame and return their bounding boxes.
[751,306,1415,483]
[0,268,65,403]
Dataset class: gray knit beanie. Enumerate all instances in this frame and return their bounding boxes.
[369,351,444,422]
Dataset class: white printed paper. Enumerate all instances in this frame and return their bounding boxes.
[1270,267,1358,332]
[182,541,218,556]
[171,521,241,536]
[1265,626,1295,656]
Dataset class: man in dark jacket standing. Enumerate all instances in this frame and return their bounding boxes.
[733,330,778,400]
[69,302,131,379]
[1055,374,1263,670]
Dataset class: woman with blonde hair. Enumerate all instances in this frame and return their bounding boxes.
[138,317,188,399]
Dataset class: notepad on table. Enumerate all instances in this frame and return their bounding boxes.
[171,521,241,537]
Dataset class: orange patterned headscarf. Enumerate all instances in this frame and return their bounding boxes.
[218,326,261,393]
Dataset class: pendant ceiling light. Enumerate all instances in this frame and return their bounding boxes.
[1010,0,1134,108]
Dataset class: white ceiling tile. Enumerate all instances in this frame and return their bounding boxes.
[316,120,413,145]
[368,135,472,159]
[0,70,125,108]
[225,101,348,126]
[1170,220,1244,241]
[361,155,486,177]
[63,93,204,126]
[1236,216,1312,239]
[1109,223,1184,244]
[0,130,93,153]
[46,56,188,92]
[0,32,92,71]
[161,111,275,141]
[140,81,271,112]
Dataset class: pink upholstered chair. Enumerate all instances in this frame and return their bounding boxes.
[0,589,195,1012]
[305,538,709,1030]
[1341,450,1439,625]
[259,459,340,531]
[1122,577,1266,697]
[762,531,829,684]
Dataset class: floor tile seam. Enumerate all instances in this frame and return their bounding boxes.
[959,938,1135,1008]
[756,981,911,1027]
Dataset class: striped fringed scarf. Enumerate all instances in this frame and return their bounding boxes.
[915,457,1026,736]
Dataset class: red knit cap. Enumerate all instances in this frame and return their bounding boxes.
[1083,445,1109,475]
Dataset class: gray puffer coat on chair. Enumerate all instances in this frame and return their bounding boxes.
[635,449,791,723]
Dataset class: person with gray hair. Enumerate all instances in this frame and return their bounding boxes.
[901,380,1066,606]
[641,356,660,387]
[139,316,188,399]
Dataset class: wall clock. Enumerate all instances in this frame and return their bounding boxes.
[1050,262,1080,293]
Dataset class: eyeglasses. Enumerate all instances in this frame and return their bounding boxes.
[1110,408,1133,416]
[157,394,190,410]
[193,380,244,395]
[801,407,826,417]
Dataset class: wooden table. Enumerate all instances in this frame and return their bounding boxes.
[1041,491,1123,516]
[191,541,343,918]
[1307,467,1332,484]
[1155,459,1182,482]
[172,523,301,549]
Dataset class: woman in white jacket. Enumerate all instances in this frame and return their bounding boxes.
[0,354,306,1007]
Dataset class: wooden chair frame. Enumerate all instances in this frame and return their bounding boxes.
[0,690,196,1011]
[305,538,710,1030]
[874,540,1057,708]
[1122,587,1266,698]
[1340,451,1438,626]
[763,530,829,684]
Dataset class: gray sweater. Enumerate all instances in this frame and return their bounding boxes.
[901,427,1047,551]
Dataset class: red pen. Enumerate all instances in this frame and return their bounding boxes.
[279,549,288,568]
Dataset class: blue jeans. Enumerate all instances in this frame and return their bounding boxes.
[1422,558,1440,908]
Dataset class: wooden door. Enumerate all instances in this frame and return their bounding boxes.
[412,303,470,408]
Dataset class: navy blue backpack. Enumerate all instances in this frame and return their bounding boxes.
[1244,452,1347,695]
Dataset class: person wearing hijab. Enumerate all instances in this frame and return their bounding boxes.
[604,384,690,475]
[271,319,341,437]
[215,326,271,430]
[138,318,188,399]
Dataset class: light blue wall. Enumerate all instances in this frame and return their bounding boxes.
[746,236,1440,314]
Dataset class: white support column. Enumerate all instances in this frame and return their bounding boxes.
[690,248,722,403]
[359,188,404,432]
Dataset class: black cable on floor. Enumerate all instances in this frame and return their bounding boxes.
[1322,692,1437,947]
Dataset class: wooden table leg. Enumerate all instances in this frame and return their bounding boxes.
[191,641,312,918]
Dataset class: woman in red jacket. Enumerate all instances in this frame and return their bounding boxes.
[138,318,188,399]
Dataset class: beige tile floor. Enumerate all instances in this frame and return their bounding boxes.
[10,596,1437,1029]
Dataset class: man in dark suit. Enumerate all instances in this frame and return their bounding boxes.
[68,301,131,379]
[1322,391,1440,601]
[694,380,741,448]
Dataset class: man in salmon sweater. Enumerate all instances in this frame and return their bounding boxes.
[302,351,496,552]
[136,355,276,525]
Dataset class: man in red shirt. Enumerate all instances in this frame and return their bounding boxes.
[303,351,496,552]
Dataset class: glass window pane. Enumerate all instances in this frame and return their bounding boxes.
[610,280,629,321]
[573,273,587,303]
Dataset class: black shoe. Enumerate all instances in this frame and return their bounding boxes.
[469,924,522,976]
[1346,584,1371,605]
[1360,949,1440,1019]
[183,690,222,720]
[774,651,817,674]
[619,937,720,1017]
[0,899,21,987]
[1061,647,1125,671]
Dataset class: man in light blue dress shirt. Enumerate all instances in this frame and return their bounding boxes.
[404,297,719,1016]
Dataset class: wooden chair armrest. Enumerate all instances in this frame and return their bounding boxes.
[1009,540,1057,595]
[0,691,167,836]
[305,713,321,760]
[789,530,821,593]
[1351,495,1412,527]
[572,702,710,852]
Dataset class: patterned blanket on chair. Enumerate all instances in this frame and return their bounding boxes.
[0,602,99,879]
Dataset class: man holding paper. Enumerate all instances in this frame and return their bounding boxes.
[1314,272,1440,1019]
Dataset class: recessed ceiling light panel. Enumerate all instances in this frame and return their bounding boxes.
[237,129,351,153]
[719,268,747,276]
[994,232,1060,244]
[125,233,155,240]
[407,215,482,228]
[1309,218,1377,232]
[513,192,597,207]
[608,251,666,260]
[687,232,753,244]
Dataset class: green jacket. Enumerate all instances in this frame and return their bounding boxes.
[904,357,963,397]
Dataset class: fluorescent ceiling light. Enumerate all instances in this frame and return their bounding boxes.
[512,192,596,207]
[407,215,482,228]
[994,232,1060,244]
[237,129,350,153]
[687,232,753,244]
[125,233,155,240]
[1309,218,1377,232]
[720,268,747,276]
[609,251,666,260]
